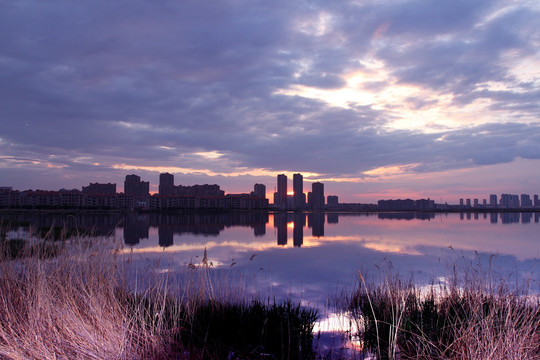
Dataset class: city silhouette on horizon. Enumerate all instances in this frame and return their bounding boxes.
[1,172,539,211]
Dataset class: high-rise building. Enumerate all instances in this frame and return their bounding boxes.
[489,194,497,207]
[311,182,324,210]
[276,174,287,209]
[534,195,539,207]
[124,174,149,197]
[521,194,532,207]
[500,194,519,208]
[293,173,304,210]
[253,183,266,198]
[159,173,174,195]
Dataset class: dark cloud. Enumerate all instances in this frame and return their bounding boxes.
[1,0,539,197]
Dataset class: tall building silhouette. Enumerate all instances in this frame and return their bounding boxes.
[500,194,519,208]
[276,174,287,209]
[253,183,266,198]
[521,194,532,207]
[489,194,497,207]
[159,173,174,195]
[124,174,149,197]
[311,182,324,210]
[293,173,304,210]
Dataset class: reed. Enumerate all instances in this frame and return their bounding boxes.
[0,226,318,359]
[0,233,170,359]
[346,260,540,360]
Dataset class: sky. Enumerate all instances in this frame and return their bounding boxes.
[1,0,540,204]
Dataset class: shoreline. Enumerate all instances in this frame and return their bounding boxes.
[1,207,540,214]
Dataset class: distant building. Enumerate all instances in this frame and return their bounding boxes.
[124,174,149,198]
[276,174,287,209]
[253,183,266,198]
[159,173,175,195]
[473,199,479,208]
[311,182,325,210]
[327,195,339,206]
[0,188,19,208]
[489,194,497,207]
[378,199,414,211]
[521,194,533,208]
[535,195,539,207]
[225,194,268,210]
[377,198,434,211]
[82,182,116,195]
[59,189,83,208]
[293,173,304,210]
[500,194,519,208]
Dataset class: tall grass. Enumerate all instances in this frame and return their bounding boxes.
[0,226,318,359]
[0,232,170,359]
[346,260,540,360]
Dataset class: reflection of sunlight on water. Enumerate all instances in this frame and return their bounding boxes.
[314,311,364,356]
[363,241,422,255]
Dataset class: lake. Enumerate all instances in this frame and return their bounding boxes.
[2,210,539,351]
[3,211,538,302]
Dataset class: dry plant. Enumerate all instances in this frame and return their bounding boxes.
[0,231,172,360]
[347,257,540,360]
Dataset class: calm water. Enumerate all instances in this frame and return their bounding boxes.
[3,211,539,305]
[3,210,538,349]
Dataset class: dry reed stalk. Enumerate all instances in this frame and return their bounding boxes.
[0,234,171,360]
[348,258,539,360]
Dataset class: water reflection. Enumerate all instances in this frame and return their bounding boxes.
[2,211,539,253]
[120,212,269,246]
[2,210,538,353]
[273,212,325,247]
[2,211,538,309]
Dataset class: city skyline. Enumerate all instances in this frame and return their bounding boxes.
[1,1,540,203]
[1,171,539,209]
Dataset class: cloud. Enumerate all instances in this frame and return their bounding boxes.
[0,0,539,199]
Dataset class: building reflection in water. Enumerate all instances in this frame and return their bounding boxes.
[500,212,521,224]
[123,212,269,248]
[293,213,305,247]
[377,212,435,221]
[327,213,339,224]
[123,213,149,246]
[274,212,288,246]
[158,225,174,247]
[272,212,326,247]
[308,212,325,238]
[1,211,538,250]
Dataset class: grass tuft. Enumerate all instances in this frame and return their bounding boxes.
[346,262,540,360]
